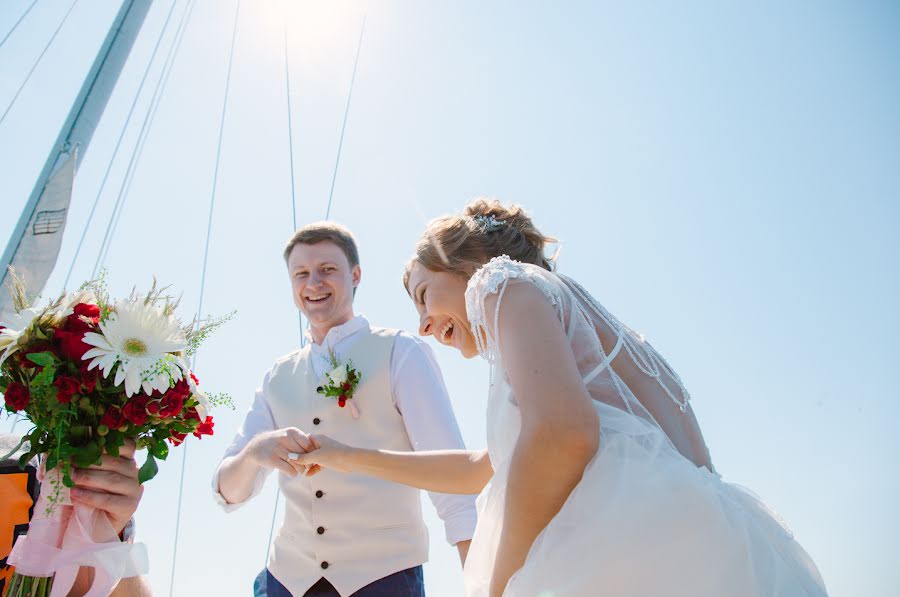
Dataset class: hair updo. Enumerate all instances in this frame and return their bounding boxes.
[403,198,557,288]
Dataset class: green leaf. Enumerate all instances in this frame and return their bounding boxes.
[138,454,158,484]
[105,431,123,457]
[45,450,59,472]
[73,441,102,468]
[31,364,57,387]
[26,352,58,367]
[148,439,169,461]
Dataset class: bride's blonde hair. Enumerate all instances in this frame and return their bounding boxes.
[403,198,557,288]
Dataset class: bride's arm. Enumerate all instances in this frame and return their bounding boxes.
[487,282,600,597]
[295,440,493,495]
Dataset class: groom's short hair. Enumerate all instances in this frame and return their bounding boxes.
[283,222,360,269]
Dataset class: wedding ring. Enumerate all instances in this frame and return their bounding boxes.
[287,452,300,460]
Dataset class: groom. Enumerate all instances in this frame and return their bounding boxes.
[214,222,476,596]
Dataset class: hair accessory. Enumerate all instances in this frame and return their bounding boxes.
[473,214,506,232]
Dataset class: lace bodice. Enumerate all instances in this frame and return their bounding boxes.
[465,256,712,470]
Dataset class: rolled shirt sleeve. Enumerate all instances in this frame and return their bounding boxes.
[212,369,277,512]
[391,334,478,545]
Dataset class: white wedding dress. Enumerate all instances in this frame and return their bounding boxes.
[462,256,827,597]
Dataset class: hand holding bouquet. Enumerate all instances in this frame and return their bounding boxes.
[0,271,231,597]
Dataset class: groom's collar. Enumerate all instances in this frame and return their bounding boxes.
[305,315,369,350]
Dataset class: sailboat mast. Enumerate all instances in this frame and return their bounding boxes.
[0,0,153,306]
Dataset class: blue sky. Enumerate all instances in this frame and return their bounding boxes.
[1,1,898,595]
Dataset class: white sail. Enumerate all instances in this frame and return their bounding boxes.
[0,149,77,314]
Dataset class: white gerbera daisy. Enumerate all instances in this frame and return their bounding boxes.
[82,300,187,397]
[0,306,43,367]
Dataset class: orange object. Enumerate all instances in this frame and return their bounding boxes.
[0,464,37,596]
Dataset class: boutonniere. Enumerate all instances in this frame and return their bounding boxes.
[316,350,362,418]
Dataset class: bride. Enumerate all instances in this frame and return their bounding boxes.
[291,199,828,596]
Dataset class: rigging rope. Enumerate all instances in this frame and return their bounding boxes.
[89,0,197,277]
[0,0,80,129]
[262,3,367,568]
[0,0,39,51]
[169,1,241,595]
[325,8,367,220]
[264,1,303,566]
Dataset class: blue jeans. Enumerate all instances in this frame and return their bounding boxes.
[256,566,425,597]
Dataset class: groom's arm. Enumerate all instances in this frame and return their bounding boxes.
[213,370,278,508]
[216,370,315,507]
[391,334,479,565]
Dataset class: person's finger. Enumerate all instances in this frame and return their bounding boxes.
[86,454,138,479]
[273,459,298,477]
[118,439,137,459]
[70,486,136,518]
[292,452,317,467]
[305,464,321,477]
[279,447,307,474]
[72,468,142,498]
[286,428,314,452]
[287,459,307,475]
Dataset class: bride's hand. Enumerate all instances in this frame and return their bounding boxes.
[294,435,356,476]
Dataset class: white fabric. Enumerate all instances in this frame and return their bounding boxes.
[212,316,477,545]
[462,256,828,597]
[265,327,429,595]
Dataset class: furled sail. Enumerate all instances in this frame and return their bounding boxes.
[0,149,77,315]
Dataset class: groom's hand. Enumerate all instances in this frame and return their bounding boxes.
[247,427,315,476]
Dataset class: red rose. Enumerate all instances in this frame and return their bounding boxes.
[169,378,191,400]
[159,393,184,418]
[4,382,30,411]
[193,415,214,438]
[53,375,81,403]
[55,329,92,361]
[79,364,99,393]
[123,396,150,426]
[338,396,347,408]
[72,303,100,321]
[100,406,126,430]
[146,400,161,415]
[341,382,351,391]
[169,431,187,446]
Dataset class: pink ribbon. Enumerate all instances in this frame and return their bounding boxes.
[7,465,148,596]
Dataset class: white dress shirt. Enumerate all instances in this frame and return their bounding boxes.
[213,315,477,545]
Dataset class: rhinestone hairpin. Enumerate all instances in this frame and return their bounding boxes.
[473,214,506,232]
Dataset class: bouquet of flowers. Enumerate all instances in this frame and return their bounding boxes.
[0,271,231,597]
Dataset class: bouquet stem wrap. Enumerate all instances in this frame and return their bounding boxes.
[7,465,148,597]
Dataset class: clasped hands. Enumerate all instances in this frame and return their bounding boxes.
[247,427,350,477]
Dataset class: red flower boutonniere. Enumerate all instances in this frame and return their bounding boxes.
[316,350,362,418]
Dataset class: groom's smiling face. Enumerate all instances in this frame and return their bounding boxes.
[287,241,361,336]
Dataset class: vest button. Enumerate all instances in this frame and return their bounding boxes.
[321,561,329,570]
[317,526,325,535]
[315,490,324,498]
[313,418,321,425]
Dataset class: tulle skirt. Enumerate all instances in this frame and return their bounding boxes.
[463,403,828,597]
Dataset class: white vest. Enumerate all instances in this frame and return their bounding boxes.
[266,327,429,596]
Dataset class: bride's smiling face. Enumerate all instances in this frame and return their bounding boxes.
[406,261,479,358]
